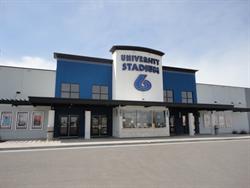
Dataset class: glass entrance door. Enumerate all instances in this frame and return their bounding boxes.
[59,115,79,137]
[91,115,108,137]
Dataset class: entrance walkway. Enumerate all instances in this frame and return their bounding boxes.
[0,134,249,151]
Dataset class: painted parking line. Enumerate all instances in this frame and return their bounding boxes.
[0,139,249,153]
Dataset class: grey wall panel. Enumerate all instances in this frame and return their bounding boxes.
[0,66,55,99]
[0,105,50,140]
[197,84,250,133]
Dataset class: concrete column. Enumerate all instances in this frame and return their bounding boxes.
[118,107,123,138]
[165,108,170,136]
[47,110,55,141]
[188,113,195,136]
[85,111,91,139]
[112,106,122,138]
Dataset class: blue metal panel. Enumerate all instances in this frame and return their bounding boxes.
[163,70,197,103]
[55,60,112,99]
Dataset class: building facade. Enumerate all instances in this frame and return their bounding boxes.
[0,45,249,140]
[197,84,250,134]
[0,66,55,140]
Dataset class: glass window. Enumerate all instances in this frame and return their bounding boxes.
[92,94,100,100]
[100,94,108,100]
[187,92,192,98]
[167,98,173,103]
[122,110,168,129]
[60,117,68,127]
[181,91,187,98]
[70,92,79,99]
[181,91,193,104]
[167,90,173,97]
[61,92,70,98]
[182,98,188,103]
[137,111,152,128]
[71,84,79,92]
[100,86,108,94]
[92,85,108,100]
[122,111,137,128]
[61,83,70,92]
[164,90,174,103]
[188,98,193,103]
[61,83,80,98]
[92,85,100,93]
[153,111,166,128]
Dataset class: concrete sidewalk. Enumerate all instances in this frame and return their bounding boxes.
[0,134,249,151]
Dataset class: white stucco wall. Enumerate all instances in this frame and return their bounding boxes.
[197,84,249,134]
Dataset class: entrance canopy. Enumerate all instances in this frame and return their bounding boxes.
[233,107,250,112]
[0,98,30,106]
[2,97,249,112]
[24,97,239,111]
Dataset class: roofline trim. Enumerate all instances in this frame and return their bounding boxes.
[53,52,197,73]
[54,52,113,64]
[197,83,250,89]
[162,66,198,73]
[110,45,165,56]
[0,65,56,72]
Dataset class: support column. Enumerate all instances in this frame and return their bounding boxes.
[85,111,91,139]
[112,106,122,138]
[47,110,55,141]
[165,108,170,136]
[188,113,195,136]
[118,107,123,137]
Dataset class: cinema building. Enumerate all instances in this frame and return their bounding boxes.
[0,46,249,140]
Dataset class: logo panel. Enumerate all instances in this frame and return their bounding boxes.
[134,74,152,91]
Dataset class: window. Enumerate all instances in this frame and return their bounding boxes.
[153,111,166,128]
[181,91,193,103]
[164,90,173,103]
[122,110,166,128]
[92,85,108,100]
[61,83,80,98]
[137,111,152,128]
[122,110,137,128]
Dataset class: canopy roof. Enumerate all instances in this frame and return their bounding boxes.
[1,97,249,112]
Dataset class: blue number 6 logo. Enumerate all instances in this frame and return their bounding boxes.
[134,74,152,91]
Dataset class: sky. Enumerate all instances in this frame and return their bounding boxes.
[0,0,249,87]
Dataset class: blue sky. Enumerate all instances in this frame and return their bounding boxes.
[0,0,249,87]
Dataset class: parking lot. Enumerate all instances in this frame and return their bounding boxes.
[0,139,249,188]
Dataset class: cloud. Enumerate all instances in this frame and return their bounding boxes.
[0,1,249,88]
[196,49,250,88]
[165,43,250,88]
[0,56,56,70]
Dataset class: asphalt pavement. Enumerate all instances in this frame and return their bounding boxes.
[0,139,249,188]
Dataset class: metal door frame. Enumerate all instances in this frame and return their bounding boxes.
[59,114,80,137]
[91,114,108,137]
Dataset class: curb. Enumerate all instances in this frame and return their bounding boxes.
[0,136,249,151]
